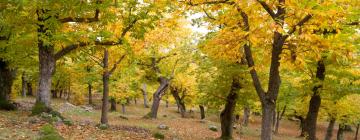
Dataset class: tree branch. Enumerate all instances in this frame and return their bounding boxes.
[286,14,312,36]
[202,7,217,20]
[182,0,235,6]
[237,6,266,101]
[58,0,101,23]
[109,54,126,75]
[256,0,276,20]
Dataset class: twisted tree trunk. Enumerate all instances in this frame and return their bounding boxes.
[220,77,241,140]
[304,60,325,140]
[149,77,169,119]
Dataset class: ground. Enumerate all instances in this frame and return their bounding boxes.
[0,97,356,140]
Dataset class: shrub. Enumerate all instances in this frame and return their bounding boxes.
[38,124,64,140]
[32,102,51,115]
[153,132,165,139]
[0,99,16,110]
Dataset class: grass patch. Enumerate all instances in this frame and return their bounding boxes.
[0,99,16,110]
[38,124,64,140]
[153,132,165,139]
[32,102,51,115]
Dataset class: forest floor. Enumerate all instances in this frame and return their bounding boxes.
[0,97,356,140]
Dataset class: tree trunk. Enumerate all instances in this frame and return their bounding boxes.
[325,118,336,140]
[21,72,26,97]
[101,49,110,125]
[274,105,286,134]
[149,77,169,119]
[88,83,92,105]
[294,115,306,137]
[199,105,205,119]
[261,101,276,140]
[142,83,149,108]
[36,45,55,107]
[0,59,16,110]
[354,123,359,140]
[165,99,169,108]
[220,77,241,140]
[243,106,250,127]
[110,98,116,111]
[121,104,126,114]
[59,89,63,98]
[134,98,137,105]
[337,124,345,140]
[171,86,186,118]
[27,82,33,96]
[304,60,325,140]
[36,10,56,108]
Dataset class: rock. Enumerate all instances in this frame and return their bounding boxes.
[233,125,237,129]
[158,124,169,130]
[28,117,40,124]
[208,125,218,132]
[199,119,207,123]
[59,102,76,113]
[80,105,93,112]
[79,119,92,126]
[98,124,109,130]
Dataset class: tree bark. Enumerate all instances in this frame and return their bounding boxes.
[304,60,325,140]
[142,83,149,108]
[27,82,33,96]
[199,105,205,119]
[337,124,345,140]
[355,123,359,140]
[220,77,241,140]
[88,83,93,105]
[121,104,126,114]
[149,77,169,119]
[36,9,56,108]
[21,72,26,97]
[101,49,109,125]
[324,118,336,140]
[243,106,250,127]
[171,86,186,118]
[0,59,16,110]
[294,115,306,137]
[261,101,276,140]
[110,98,116,112]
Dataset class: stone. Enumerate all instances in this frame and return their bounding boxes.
[28,117,40,124]
[208,125,218,132]
[158,124,169,130]
[199,119,207,123]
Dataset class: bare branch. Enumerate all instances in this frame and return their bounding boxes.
[182,0,235,6]
[109,54,126,75]
[256,0,276,20]
[202,7,216,20]
[286,14,312,36]
[237,6,266,101]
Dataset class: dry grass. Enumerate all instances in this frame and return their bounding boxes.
[0,97,357,140]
